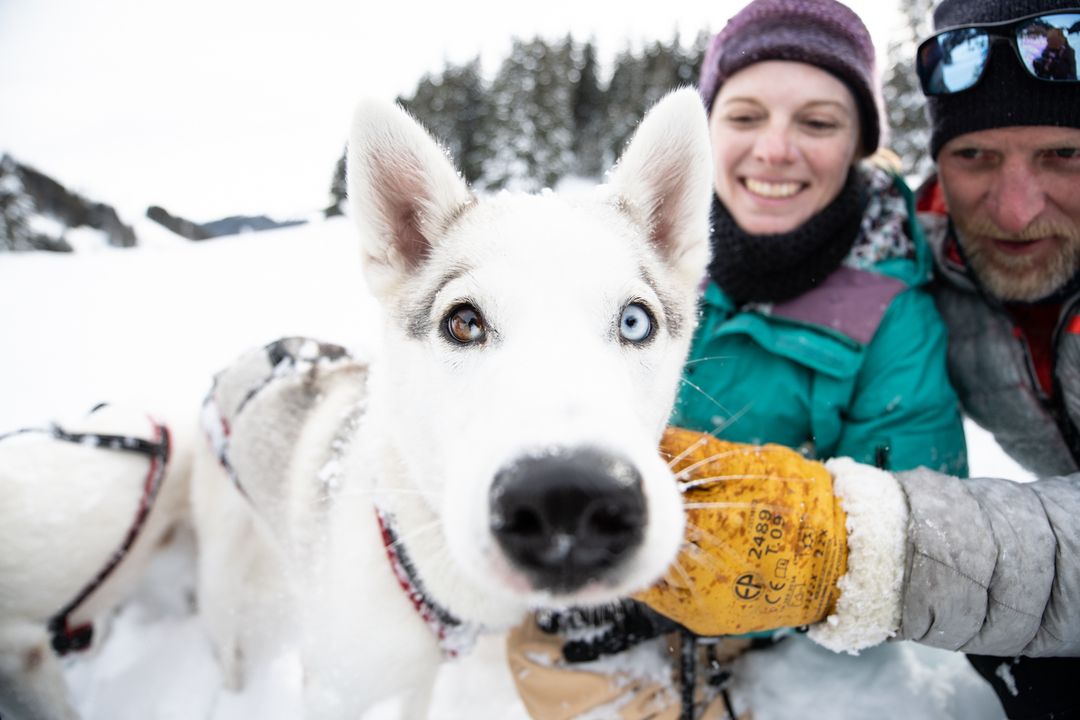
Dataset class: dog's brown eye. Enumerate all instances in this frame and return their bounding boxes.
[445,304,486,345]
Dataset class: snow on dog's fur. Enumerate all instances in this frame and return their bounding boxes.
[190,87,712,718]
[0,405,192,720]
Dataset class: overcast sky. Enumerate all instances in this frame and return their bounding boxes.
[0,0,903,221]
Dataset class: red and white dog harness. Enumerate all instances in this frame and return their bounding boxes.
[0,407,171,655]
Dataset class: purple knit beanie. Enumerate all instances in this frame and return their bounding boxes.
[927,0,1080,158]
[698,0,882,155]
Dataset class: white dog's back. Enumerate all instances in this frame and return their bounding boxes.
[0,404,191,720]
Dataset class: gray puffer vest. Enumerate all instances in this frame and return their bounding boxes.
[887,214,1080,656]
[922,213,1080,477]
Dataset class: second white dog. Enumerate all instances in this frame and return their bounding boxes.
[191,87,713,718]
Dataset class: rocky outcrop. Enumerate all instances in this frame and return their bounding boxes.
[146,206,305,240]
[0,154,136,252]
[201,214,305,236]
[145,205,212,240]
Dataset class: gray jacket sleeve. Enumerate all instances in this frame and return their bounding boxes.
[894,468,1080,656]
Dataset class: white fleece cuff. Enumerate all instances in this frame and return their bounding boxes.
[807,458,908,655]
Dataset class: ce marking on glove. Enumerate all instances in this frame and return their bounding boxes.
[765,580,786,605]
[766,559,789,605]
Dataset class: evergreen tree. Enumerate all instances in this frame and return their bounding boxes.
[401,57,491,185]
[603,46,649,169]
[640,37,682,108]
[883,0,935,180]
[483,38,534,190]
[530,36,578,189]
[484,37,577,191]
[602,33,707,169]
[327,30,713,201]
[327,151,346,217]
[571,39,607,179]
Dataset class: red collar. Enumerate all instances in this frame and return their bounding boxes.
[375,507,480,657]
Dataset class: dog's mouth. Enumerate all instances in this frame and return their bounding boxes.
[488,447,648,596]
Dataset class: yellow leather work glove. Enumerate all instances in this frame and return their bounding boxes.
[634,426,848,636]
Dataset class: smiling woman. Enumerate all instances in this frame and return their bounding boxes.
[666,0,968,479]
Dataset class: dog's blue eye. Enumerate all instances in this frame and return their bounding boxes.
[619,303,653,344]
[445,304,487,345]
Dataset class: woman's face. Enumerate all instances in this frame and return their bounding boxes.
[709,60,861,235]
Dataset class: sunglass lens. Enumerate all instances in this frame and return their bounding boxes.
[1017,13,1080,81]
[918,30,991,95]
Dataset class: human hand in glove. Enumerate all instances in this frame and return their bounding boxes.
[634,427,906,651]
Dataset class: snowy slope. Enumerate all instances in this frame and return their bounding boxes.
[0,219,1014,719]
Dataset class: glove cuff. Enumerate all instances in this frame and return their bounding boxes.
[808,458,907,654]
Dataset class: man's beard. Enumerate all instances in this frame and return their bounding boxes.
[955,216,1080,302]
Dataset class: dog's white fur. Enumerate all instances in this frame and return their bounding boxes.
[0,405,192,720]
[191,88,713,717]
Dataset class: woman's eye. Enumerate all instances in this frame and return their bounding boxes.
[803,119,838,131]
[619,303,654,344]
[726,114,760,126]
[444,304,487,345]
[1049,148,1079,160]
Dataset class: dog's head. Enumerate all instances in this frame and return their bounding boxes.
[347,89,711,612]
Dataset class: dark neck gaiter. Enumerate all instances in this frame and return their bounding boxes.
[707,167,869,305]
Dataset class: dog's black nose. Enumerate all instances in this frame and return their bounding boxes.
[489,448,646,593]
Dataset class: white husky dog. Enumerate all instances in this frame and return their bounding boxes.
[0,404,191,720]
[191,87,712,717]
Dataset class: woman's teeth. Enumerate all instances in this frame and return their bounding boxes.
[744,178,802,198]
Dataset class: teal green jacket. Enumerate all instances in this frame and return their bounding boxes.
[672,175,968,476]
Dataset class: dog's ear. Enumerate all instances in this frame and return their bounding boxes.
[348,99,473,297]
[606,88,712,285]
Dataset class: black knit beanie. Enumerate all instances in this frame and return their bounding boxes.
[928,0,1080,158]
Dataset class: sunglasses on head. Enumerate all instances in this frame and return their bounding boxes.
[916,9,1080,96]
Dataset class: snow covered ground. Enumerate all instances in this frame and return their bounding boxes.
[0,217,1023,719]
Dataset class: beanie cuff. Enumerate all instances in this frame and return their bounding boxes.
[929,0,1080,156]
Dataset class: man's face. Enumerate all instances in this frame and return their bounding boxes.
[938,125,1080,302]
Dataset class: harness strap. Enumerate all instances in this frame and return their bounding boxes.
[679,628,697,720]
[3,417,174,655]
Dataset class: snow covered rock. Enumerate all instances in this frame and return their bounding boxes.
[0,154,136,252]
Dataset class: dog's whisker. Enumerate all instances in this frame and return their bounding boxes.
[384,519,444,554]
[669,446,772,480]
[680,543,736,587]
[684,525,744,570]
[664,432,716,470]
[334,487,439,502]
[667,558,705,611]
[678,474,817,491]
[709,403,754,437]
[683,501,794,516]
[681,355,736,367]
[677,377,739,418]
